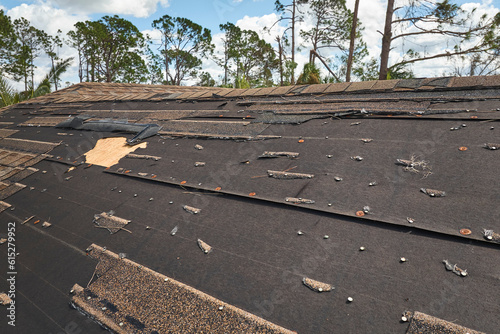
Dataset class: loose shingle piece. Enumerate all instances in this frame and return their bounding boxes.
[93,211,131,234]
[302,277,333,293]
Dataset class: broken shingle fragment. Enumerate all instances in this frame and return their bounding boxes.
[285,197,315,204]
[197,239,212,254]
[420,188,446,197]
[125,153,161,161]
[259,151,300,159]
[42,221,51,228]
[442,260,468,277]
[183,205,201,214]
[484,143,499,150]
[93,211,131,234]
[194,144,204,150]
[302,277,333,292]
[483,229,500,243]
[267,170,314,179]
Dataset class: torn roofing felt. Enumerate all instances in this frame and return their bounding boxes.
[0,76,499,334]
[55,115,161,145]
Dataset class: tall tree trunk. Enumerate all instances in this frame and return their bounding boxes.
[379,0,395,80]
[346,0,360,82]
[277,36,284,86]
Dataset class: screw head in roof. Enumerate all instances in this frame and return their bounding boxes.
[149,198,154,201]
[171,160,175,163]
[325,136,329,139]
[347,297,353,302]
[487,235,493,240]
[102,307,107,311]
[407,217,415,224]
[401,316,408,322]
[400,257,407,262]
[146,226,151,230]
[218,306,224,310]
[134,194,138,197]
[70,289,74,294]
[164,278,169,281]
[42,170,47,174]
[58,196,62,200]
[324,235,329,239]
[328,203,332,206]
[119,323,123,327]
[461,124,467,127]
[297,231,304,235]
[318,288,323,292]
[359,246,365,251]
[118,190,122,193]
[169,201,173,204]
[461,271,468,277]
[490,126,494,130]
[87,296,91,300]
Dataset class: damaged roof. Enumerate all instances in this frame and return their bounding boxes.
[0,76,499,333]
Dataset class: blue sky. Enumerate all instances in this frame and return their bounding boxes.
[1,0,500,87]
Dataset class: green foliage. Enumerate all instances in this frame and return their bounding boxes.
[197,72,216,87]
[152,15,214,85]
[296,63,321,84]
[234,76,251,89]
[67,16,145,83]
[0,76,19,107]
[0,10,16,76]
[218,23,278,87]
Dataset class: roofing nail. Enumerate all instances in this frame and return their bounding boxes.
[42,170,47,174]
[334,176,343,181]
[218,306,224,311]
[149,198,154,201]
[169,201,173,204]
[118,190,122,193]
[323,235,329,239]
[326,155,333,158]
[401,316,408,322]
[164,278,169,281]
[328,203,332,206]
[490,126,494,130]
[400,257,407,263]
[133,194,138,197]
[407,217,415,224]
[58,196,62,200]
[368,181,377,186]
[363,206,370,214]
[146,226,151,230]
[297,230,304,235]
[325,136,329,139]
[359,246,365,251]
[347,297,354,303]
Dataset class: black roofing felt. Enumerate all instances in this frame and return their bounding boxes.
[0,78,499,333]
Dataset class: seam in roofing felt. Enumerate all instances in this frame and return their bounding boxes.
[103,169,496,245]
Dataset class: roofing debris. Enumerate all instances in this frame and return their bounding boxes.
[125,153,161,161]
[442,260,468,277]
[93,211,131,234]
[285,197,315,204]
[404,311,483,334]
[396,156,432,177]
[483,229,500,243]
[302,277,333,292]
[56,116,161,145]
[71,244,293,333]
[267,170,314,179]
[258,151,300,159]
[0,200,11,213]
[194,162,206,167]
[194,144,204,150]
[183,205,201,214]
[420,188,446,197]
[197,239,212,254]
[484,143,499,150]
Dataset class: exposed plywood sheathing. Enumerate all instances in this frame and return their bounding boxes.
[84,137,147,167]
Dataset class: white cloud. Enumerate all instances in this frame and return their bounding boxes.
[7,3,89,35]
[0,5,6,11]
[46,0,170,18]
